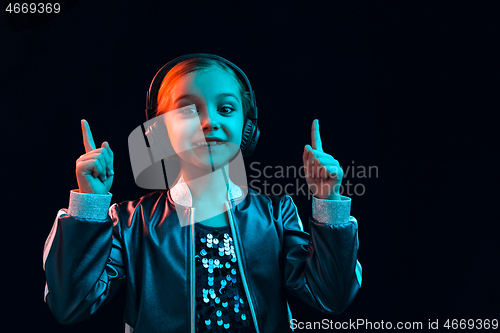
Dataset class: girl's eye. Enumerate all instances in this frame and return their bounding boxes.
[181,107,198,115]
[219,106,235,114]
[173,104,197,116]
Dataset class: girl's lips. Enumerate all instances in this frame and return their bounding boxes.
[192,136,225,144]
[193,141,227,149]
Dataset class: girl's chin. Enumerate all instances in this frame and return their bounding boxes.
[198,156,231,169]
[178,144,239,168]
[179,154,232,170]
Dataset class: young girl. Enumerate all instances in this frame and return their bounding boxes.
[43,54,362,333]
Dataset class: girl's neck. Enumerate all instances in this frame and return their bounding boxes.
[179,162,231,205]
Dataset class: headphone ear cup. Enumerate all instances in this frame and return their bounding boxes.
[241,118,260,157]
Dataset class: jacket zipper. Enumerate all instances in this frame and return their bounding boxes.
[189,209,196,333]
[225,201,260,333]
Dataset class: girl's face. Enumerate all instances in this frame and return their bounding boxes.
[164,67,245,171]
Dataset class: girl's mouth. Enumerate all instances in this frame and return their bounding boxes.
[193,141,227,148]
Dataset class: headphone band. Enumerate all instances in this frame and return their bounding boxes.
[145,53,257,121]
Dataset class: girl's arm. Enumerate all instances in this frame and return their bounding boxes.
[43,190,125,324]
[282,119,361,314]
[282,194,361,314]
[43,119,123,323]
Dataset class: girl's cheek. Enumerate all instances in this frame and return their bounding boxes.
[178,122,203,151]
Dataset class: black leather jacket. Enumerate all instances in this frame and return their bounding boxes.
[43,177,362,332]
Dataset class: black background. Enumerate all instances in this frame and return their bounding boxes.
[2,1,498,332]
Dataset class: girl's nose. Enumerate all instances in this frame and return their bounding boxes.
[200,108,221,131]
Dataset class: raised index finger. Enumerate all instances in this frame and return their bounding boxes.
[311,119,323,152]
[81,119,96,153]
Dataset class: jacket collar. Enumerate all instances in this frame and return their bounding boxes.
[170,174,243,208]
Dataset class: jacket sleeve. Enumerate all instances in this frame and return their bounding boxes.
[282,194,362,314]
[43,190,126,324]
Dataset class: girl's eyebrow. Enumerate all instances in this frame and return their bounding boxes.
[174,93,240,104]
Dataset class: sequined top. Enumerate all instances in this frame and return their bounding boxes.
[195,221,255,333]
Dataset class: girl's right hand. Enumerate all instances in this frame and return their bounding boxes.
[75,119,114,194]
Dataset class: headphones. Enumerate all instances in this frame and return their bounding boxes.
[145,53,260,158]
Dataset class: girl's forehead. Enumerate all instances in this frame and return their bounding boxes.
[172,67,241,97]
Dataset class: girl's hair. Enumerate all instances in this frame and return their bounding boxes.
[153,57,252,119]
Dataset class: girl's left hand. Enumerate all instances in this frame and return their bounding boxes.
[303,119,343,200]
